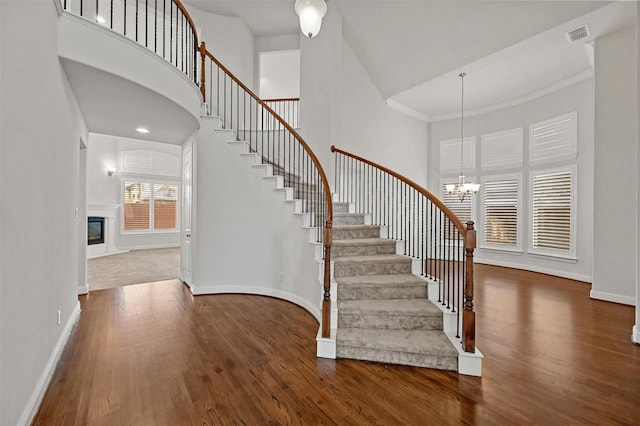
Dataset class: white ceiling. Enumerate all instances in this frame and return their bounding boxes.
[61,59,199,144]
[184,0,636,120]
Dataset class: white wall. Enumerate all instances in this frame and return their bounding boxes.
[593,24,638,305]
[429,78,594,283]
[1,1,84,424]
[298,4,342,175]
[636,4,640,343]
[339,40,429,186]
[188,5,256,91]
[298,7,429,189]
[191,119,321,319]
[86,133,181,250]
[259,50,300,99]
[255,35,300,97]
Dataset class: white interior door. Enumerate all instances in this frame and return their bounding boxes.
[181,143,193,285]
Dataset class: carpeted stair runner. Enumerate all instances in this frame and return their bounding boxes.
[332,202,458,371]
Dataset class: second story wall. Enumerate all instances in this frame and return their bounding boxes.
[188,5,256,92]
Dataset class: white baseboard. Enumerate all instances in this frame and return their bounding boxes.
[19,301,81,426]
[78,283,89,295]
[191,284,321,322]
[474,258,591,283]
[590,290,635,306]
[633,325,640,344]
[87,249,129,259]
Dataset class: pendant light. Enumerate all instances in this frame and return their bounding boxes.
[295,0,327,38]
[446,72,480,202]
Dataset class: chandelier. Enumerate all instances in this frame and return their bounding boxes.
[294,0,328,38]
[446,72,480,202]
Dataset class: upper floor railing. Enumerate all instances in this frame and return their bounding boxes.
[62,0,199,84]
[332,146,477,352]
[199,43,334,338]
[262,98,300,130]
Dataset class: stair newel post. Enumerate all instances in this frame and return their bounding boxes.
[199,41,206,103]
[322,220,333,338]
[463,221,476,353]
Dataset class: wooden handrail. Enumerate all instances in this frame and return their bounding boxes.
[174,0,199,47]
[202,43,334,338]
[262,97,301,102]
[202,45,333,221]
[332,145,477,353]
[331,145,467,235]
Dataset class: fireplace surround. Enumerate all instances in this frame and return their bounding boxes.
[87,216,105,245]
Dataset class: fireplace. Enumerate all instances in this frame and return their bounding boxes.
[88,216,105,245]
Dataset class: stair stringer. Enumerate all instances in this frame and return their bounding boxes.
[191,119,324,325]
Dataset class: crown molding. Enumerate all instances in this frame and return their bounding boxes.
[429,69,593,123]
[384,98,430,123]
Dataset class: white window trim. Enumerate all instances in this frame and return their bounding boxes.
[121,176,181,235]
[528,165,577,260]
[481,127,524,170]
[529,110,578,165]
[439,136,477,173]
[480,173,523,253]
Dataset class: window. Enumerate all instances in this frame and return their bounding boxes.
[529,111,577,164]
[123,181,179,232]
[530,167,576,258]
[481,128,523,169]
[441,180,474,231]
[439,137,476,173]
[121,149,180,177]
[482,175,521,250]
[120,148,180,234]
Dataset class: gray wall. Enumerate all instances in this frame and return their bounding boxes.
[429,78,594,283]
[299,7,430,189]
[1,1,86,424]
[593,24,638,305]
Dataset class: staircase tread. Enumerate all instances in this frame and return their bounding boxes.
[333,254,411,263]
[339,298,441,316]
[333,224,379,230]
[335,274,425,286]
[337,328,457,357]
[333,238,396,247]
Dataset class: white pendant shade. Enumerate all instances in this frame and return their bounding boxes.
[295,0,327,38]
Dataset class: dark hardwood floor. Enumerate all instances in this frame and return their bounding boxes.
[33,265,639,425]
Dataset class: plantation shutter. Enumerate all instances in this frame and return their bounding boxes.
[483,177,518,247]
[530,111,577,163]
[153,183,178,230]
[123,182,152,230]
[532,170,572,251]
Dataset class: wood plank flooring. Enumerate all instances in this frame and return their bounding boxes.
[33,265,640,425]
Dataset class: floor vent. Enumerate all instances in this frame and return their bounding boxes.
[566,25,591,43]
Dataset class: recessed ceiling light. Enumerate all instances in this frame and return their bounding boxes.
[136,127,149,134]
[96,16,106,24]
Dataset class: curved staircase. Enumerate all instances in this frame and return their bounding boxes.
[331,205,459,371]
